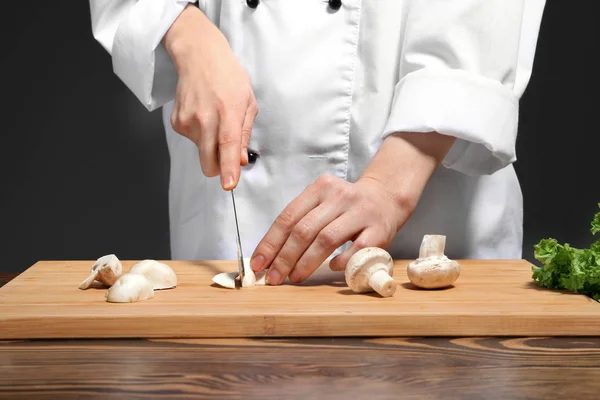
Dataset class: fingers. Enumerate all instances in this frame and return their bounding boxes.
[329,229,388,271]
[217,108,243,190]
[170,85,257,188]
[196,115,220,177]
[171,105,221,178]
[219,93,257,183]
[266,202,345,285]
[288,212,366,283]
[250,184,322,274]
[240,94,258,167]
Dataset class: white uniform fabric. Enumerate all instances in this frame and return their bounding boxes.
[89,0,546,261]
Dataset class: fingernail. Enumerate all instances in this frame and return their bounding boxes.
[266,268,281,285]
[251,255,265,271]
[224,174,234,189]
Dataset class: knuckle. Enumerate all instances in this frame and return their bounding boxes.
[196,111,214,128]
[215,97,228,114]
[173,113,192,133]
[291,221,314,243]
[353,236,371,251]
[241,127,253,139]
[218,131,236,147]
[317,227,338,249]
[316,174,335,188]
[258,238,278,257]
[170,112,178,130]
[273,256,293,273]
[248,100,259,116]
[216,95,241,115]
[334,184,353,200]
[274,210,295,232]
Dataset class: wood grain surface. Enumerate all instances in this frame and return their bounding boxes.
[1,336,600,399]
[1,259,599,339]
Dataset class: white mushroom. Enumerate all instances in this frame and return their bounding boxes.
[105,273,154,303]
[78,254,122,290]
[212,257,267,289]
[129,260,177,290]
[345,247,396,297]
[406,234,461,289]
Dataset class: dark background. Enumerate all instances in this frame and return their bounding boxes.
[1,2,598,273]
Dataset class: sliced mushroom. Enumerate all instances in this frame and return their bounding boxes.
[212,271,239,289]
[79,254,122,290]
[212,257,267,289]
[345,247,397,297]
[406,234,461,289]
[105,273,154,303]
[129,260,177,290]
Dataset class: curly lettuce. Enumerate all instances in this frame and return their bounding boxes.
[532,203,600,301]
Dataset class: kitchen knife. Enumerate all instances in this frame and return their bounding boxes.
[231,189,245,285]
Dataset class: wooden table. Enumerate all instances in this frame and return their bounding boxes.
[2,272,600,399]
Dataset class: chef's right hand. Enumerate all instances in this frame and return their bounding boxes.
[162,5,258,190]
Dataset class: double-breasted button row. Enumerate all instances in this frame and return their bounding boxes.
[246,0,342,11]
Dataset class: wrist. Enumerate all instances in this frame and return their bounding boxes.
[358,132,456,214]
[162,5,219,72]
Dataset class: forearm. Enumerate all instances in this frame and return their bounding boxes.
[358,132,456,212]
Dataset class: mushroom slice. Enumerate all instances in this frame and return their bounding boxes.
[212,271,239,289]
[78,254,122,290]
[105,273,154,303]
[129,260,177,290]
[345,247,397,297]
[406,234,461,289]
[212,257,267,289]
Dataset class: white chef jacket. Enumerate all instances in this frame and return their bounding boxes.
[88,0,546,262]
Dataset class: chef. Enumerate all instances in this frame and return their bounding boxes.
[89,0,546,285]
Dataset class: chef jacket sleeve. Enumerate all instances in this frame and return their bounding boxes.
[381,0,546,176]
[89,0,197,111]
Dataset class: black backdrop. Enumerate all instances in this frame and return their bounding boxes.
[1,2,598,272]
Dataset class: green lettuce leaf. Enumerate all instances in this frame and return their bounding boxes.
[531,203,600,301]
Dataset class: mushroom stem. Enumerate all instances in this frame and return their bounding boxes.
[419,234,446,258]
[368,269,397,297]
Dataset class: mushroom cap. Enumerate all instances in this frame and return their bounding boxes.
[129,260,177,290]
[345,247,394,292]
[78,254,123,289]
[105,273,154,303]
[406,257,460,289]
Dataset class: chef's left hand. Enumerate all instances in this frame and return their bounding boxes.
[249,131,457,285]
[250,175,406,284]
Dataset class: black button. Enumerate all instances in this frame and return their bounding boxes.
[247,150,259,164]
[328,0,342,11]
[246,0,259,8]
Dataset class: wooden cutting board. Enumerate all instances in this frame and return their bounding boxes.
[1,259,599,339]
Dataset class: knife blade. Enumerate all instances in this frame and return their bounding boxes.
[231,189,245,284]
